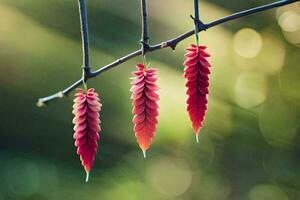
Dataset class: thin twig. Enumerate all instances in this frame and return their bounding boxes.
[37,0,299,107]
[141,0,150,55]
[78,0,92,80]
[193,0,200,44]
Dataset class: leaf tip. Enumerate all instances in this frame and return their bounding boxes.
[85,171,90,182]
[142,149,147,158]
[195,134,199,143]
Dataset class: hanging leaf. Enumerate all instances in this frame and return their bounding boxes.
[130,64,159,157]
[72,88,102,181]
[183,44,211,142]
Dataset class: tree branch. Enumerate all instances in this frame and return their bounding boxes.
[141,0,150,55]
[193,0,200,44]
[78,0,92,80]
[37,0,299,107]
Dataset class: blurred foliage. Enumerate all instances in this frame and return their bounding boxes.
[0,0,299,200]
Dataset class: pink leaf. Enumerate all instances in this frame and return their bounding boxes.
[131,64,159,156]
[183,45,212,140]
[72,88,102,181]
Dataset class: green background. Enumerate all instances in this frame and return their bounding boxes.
[0,0,299,199]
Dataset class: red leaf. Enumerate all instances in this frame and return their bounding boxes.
[131,64,159,157]
[183,45,211,141]
[72,88,102,181]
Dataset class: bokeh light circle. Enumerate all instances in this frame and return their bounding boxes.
[233,28,263,58]
[259,99,297,149]
[278,11,300,32]
[248,184,289,200]
[234,72,266,109]
[146,157,192,197]
[3,159,40,197]
[276,7,300,46]
[258,31,286,74]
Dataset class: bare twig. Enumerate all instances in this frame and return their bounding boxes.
[78,0,92,81]
[193,0,200,44]
[140,0,150,55]
[37,0,299,107]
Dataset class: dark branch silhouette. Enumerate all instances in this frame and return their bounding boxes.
[140,0,150,55]
[78,0,92,81]
[37,0,299,107]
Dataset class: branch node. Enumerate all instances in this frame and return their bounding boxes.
[140,41,150,48]
[117,59,122,64]
[190,14,207,32]
[58,91,64,98]
[160,42,168,48]
[37,99,46,108]
[82,65,93,81]
[140,40,150,55]
[190,14,195,20]
[169,43,177,50]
